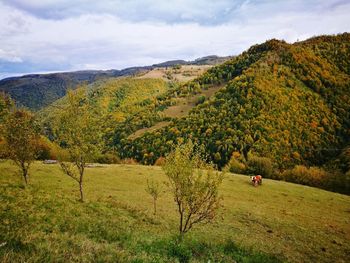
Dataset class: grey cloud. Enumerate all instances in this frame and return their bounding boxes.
[2,0,348,25]
[0,0,350,79]
[1,0,254,25]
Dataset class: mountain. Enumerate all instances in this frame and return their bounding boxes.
[109,33,350,173]
[0,56,231,111]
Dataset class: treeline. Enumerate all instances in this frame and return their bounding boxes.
[1,94,224,240]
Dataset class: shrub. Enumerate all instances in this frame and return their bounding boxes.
[0,139,7,159]
[247,155,275,178]
[322,169,350,194]
[96,152,120,164]
[226,158,246,174]
[282,165,328,187]
[154,156,166,166]
[225,151,247,174]
[36,137,54,160]
[196,95,206,105]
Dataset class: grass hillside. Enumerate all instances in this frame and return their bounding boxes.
[138,65,212,83]
[0,161,349,262]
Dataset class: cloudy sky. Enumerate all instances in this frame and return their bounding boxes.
[0,0,349,79]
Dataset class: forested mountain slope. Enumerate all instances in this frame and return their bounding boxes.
[37,33,350,179]
[116,33,350,170]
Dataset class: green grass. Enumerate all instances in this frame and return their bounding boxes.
[0,161,349,262]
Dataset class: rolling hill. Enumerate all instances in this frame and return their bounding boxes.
[0,56,231,111]
[0,68,150,110]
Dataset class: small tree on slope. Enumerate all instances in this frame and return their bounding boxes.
[3,109,40,185]
[163,141,224,239]
[145,179,162,215]
[53,89,102,202]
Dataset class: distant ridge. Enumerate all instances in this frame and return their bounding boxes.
[0,55,230,110]
[152,55,233,67]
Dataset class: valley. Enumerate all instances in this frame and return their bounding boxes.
[1,33,350,263]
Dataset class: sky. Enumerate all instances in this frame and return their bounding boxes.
[0,0,350,79]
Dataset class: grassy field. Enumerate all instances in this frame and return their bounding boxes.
[138,65,212,82]
[0,161,349,262]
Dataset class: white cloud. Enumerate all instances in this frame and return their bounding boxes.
[0,0,349,78]
[0,48,23,62]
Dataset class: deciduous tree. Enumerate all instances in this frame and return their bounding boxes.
[145,179,162,215]
[53,88,102,202]
[163,141,223,239]
[3,108,40,185]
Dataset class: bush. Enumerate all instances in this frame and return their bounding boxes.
[322,169,350,194]
[247,155,275,178]
[225,151,246,174]
[195,96,206,105]
[247,156,275,178]
[0,139,8,159]
[282,165,328,187]
[226,158,246,174]
[96,152,120,164]
[36,137,53,160]
[154,156,166,166]
[35,137,65,161]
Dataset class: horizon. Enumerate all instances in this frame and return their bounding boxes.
[1,0,350,80]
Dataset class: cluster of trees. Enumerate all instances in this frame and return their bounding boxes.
[0,93,41,185]
[1,92,224,237]
[1,90,101,201]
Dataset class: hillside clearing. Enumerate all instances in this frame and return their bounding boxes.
[127,84,223,139]
[128,121,171,140]
[163,84,223,118]
[138,65,212,82]
[0,161,349,262]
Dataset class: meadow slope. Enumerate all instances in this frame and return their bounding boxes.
[1,161,349,262]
